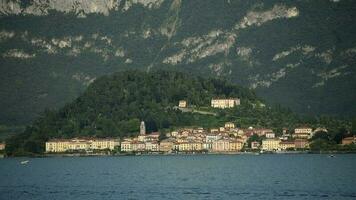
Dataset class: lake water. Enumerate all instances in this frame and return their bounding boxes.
[0,154,356,200]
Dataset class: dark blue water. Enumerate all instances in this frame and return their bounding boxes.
[0,154,356,200]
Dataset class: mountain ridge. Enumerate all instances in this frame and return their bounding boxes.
[0,0,355,126]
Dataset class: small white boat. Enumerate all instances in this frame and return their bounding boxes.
[20,160,29,165]
[328,155,335,158]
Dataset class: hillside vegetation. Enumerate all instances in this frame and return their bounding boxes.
[5,70,353,156]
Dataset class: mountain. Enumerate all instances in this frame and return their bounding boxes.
[1,0,356,126]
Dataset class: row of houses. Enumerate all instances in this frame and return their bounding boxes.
[259,139,309,151]
[44,121,355,153]
[45,138,120,153]
[120,138,244,153]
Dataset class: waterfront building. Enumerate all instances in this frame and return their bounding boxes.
[178,141,203,151]
[145,141,159,151]
[120,140,133,152]
[294,139,309,149]
[191,141,203,151]
[279,141,295,150]
[203,142,213,151]
[212,139,230,152]
[178,100,187,108]
[0,143,5,151]
[342,136,356,145]
[229,140,243,151]
[173,143,179,151]
[159,139,174,152]
[211,98,240,109]
[131,141,145,152]
[67,139,90,151]
[91,138,120,150]
[262,139,281,151]
[45,138,120,153]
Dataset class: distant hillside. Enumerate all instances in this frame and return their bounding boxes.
[1,0,356,127]
[4,70,260,155]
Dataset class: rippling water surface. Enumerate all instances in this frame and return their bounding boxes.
[1,154,356,200]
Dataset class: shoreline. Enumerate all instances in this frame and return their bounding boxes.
[3,150,356,158]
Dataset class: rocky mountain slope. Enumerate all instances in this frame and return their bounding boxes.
[0,0,355,125]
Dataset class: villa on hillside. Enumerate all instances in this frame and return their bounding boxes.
[293,126,313,139]
[178,100,187,108]
[211,98,240,109]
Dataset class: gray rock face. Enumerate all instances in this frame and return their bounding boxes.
[0,0,355,125]
[0,0,164,17]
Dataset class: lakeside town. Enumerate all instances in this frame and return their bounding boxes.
[43,99,356,155]
[1,98,355,156]
[43,120,356,155]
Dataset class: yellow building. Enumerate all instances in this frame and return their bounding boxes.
[91,138,120,150]
[229,140,243,151]
[46,139,70,152]
[178,141,202,151]
[45,138,120,153]
[262,139,281,151]
[121,140,132,152]
[224,122,235,129]
[211,98,240,109]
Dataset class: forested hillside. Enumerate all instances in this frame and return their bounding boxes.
[5,70,353,156]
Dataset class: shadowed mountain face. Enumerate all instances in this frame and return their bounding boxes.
[0,0,355,125]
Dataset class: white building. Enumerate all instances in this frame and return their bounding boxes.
[211,98,240,109]
[266,132,275,138]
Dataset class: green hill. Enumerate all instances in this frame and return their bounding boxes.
[5,70,353,156]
